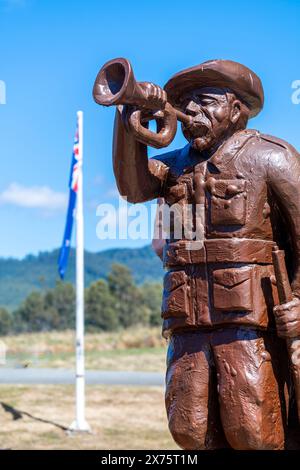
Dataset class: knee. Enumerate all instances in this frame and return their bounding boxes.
[168,415,207,450]
[224,426,284,450]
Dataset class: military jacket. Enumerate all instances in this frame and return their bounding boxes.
[149,129,300,336]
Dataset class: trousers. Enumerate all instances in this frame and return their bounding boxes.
[165,327,290,450]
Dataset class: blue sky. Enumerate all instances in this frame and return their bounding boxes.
[0,0,300,258]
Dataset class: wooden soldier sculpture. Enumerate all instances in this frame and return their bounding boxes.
[93,58,300,449]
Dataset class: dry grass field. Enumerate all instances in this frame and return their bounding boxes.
[0,328,175,449]
[2,327,168,371]
[0,385,178,450]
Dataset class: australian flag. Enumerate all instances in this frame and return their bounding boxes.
[58,121,80,279]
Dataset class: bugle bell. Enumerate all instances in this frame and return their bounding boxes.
[93,57,191,148]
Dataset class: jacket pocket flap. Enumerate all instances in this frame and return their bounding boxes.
[163,270,187,292]
[162,270,190,319]
[162,284,189,317]
[211,179,246,198]
[213,267,252,287]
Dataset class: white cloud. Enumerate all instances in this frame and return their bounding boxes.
[0,183,67,211]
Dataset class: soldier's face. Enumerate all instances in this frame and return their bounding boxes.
[180,87,234,152]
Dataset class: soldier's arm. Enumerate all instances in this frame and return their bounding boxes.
[267,146,300,295]
[112,106,168,203]
[267,144,300,337]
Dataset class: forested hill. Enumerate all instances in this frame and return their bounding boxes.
[0,245,164,310]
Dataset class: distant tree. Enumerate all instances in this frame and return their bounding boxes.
[9,262,162,334]
[107,263,149,327]
[0,307,12,336]
[44,281,75,330]
[139,282,162,326]
[14,291,54,332]
[38,275,46,289]
[85,279,118,331]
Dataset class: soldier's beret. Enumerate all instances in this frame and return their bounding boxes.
[164,59,264,118]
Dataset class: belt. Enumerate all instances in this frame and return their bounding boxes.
[163,238,276,267]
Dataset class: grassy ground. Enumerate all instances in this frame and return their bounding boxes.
[2,327,168,371]
[0,385,178,450]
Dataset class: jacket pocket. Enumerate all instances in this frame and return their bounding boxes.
[162,270,190,319]
[209,178,247,226]
[213,266,253,312]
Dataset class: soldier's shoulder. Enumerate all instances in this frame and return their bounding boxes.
[252,131,300,176]
[258,132,298,155]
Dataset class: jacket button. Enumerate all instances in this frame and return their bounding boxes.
[226,184,238,195]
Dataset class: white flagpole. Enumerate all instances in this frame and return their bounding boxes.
[70,110,90,432]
